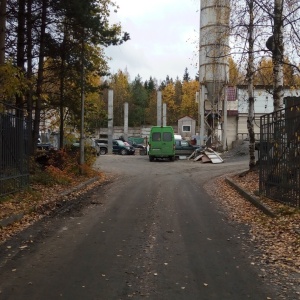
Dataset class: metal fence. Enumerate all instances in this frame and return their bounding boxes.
[0,105,30,197]
[259,104,300,208]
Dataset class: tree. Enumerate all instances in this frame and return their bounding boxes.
[162,82,177,125]
[246,0,256,169]
[0,0,6,65]
[230,0,270,169]
[2,0,129,152]
[109,70,130,126]
[272,0,284,111]
[183,68,190,82]
[252,0,300,110]
[180,80,199,120]
[144,76,157,125]
[254,57,273,86]
[129,75,148,126]
[174,78,182,107]
[228,56,243,85]
[255,57,297,87]
[33,0,48,151]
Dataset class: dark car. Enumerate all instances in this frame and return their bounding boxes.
[175,139,199,157]
[37,143,55,151]
[95,139,108,155]
[113,139,135,155]
[127,140,146,150]
[72,141,100,156]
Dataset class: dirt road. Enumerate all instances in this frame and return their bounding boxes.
[0,155,279,299]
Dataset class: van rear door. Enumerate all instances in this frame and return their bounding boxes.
[151,131,174,156]
[161,131,173,155]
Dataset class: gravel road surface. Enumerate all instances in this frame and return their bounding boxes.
[0,154,279,299]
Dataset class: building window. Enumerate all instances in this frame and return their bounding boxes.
[182,125,191,132]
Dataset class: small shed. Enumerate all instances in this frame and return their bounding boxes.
[177,116,196,139]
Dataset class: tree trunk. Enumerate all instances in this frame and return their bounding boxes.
[273,0,284,112]
[59,27,67,149]
[16,0,25,113]
[0,0,6,65]
[247,0,256,169]
[33,0,47,149]
[26,0,34,154]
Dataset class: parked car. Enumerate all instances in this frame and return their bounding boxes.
[123,141,136,153]
[113,139,135,155]
[127,140,146,150]
[37,143,56,151]
[175,139,199,157]
[95,139,108,155]
[72,141,100,156]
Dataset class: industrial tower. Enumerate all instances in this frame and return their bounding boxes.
[199,0,230,150]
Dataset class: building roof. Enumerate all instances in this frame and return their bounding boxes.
[177,115,195,121]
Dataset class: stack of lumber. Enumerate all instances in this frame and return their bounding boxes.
[188,147,224,164]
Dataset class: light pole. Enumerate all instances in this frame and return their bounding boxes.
[79,32,85,169]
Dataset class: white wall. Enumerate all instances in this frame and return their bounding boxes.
[226,116,238,148]
[238,87,300,114]
[237,87,300,141]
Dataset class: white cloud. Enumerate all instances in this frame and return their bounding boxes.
[105,0,200,82]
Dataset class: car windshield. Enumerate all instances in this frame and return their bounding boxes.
[116,140,125,146]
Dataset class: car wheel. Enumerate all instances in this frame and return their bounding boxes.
[100,148,107,155]
[170,156,175,162]
[149,155,154,162]
[121,149,127,155]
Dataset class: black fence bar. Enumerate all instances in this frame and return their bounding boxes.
[0,104,30,197]
[259,104,300,208]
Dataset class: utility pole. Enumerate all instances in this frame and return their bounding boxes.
[124,102,128,141]
[79,33,85,168]
[107,90,114,154]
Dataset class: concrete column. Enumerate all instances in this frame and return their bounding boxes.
[196,91,200,135]
[162,103,167,126]
[107,89,113,154]
[157,91,162,126]
[199,86,206,146]
[222,86,228,151]
[124,102,128,141]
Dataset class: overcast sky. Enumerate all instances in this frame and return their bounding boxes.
[105,0,200,83]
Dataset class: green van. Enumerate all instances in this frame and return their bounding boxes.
[148,126,175,162]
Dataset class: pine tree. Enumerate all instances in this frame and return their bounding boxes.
[183,68,190,82]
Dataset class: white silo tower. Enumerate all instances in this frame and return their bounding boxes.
[199,0,230,149]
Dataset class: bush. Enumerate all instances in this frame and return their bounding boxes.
[32,145,98,185]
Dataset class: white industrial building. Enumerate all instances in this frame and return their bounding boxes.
[236,85,300,141]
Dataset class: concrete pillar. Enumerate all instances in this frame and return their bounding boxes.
[124,102,128,141]
[222,86,228,151]
[162,103,167,126]
[157,91,162,126]
[199,86,206,146]
[196,91,200,135]
[107,89,113,154]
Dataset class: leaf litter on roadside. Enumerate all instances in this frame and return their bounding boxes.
[0,173,109,245]
[205,170,300,298]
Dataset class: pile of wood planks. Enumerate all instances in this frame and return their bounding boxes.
[188,147,224,164]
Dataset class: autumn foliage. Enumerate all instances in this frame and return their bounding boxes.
[33,146,98,186]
